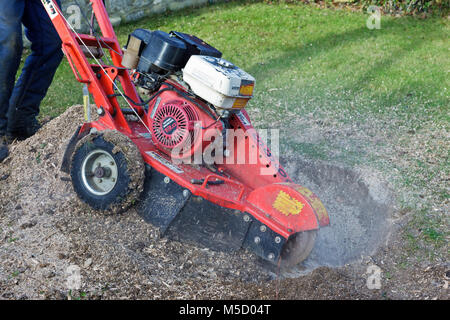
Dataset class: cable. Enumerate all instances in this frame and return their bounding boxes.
[65,2,221,130]
[108,83,218,122]
[73,0,162,73]
[74,0,114,63]
[107,87,172,107]
[108,82,222,130]
[52,3,153,136]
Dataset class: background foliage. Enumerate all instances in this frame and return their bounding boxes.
[264,0,450,15]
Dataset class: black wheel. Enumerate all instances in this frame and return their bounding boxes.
[279,230,317,269]
[70,130,145,213]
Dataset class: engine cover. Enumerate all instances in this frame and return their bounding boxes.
[148,87,223,159]
[151,100,198,150]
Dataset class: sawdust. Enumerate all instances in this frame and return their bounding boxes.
[280,157,393,273]
[0,105,447,300]
[0,105,269,299]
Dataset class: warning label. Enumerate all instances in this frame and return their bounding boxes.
[41,0,59,20]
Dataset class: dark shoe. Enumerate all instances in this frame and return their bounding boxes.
[0,135,9,163]
[8,118,42,141]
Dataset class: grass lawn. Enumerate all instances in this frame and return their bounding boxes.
[32,1,448,262]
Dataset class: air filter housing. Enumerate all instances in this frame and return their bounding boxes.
[138,30,188,73]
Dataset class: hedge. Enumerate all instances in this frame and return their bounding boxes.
[263,0,450,15]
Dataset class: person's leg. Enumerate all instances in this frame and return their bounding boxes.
[0,0,25,162]
[0,0,24,135]
[7,0,63,139]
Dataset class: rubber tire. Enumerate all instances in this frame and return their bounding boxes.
[70,131,144,214]
[279,230,317,269]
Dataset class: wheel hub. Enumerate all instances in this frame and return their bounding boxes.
[94,165,111,178]
[81,149,118,196]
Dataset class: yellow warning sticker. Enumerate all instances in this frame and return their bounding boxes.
[310,197,328,222]
[296,185,329,224]
[273,190,304,217]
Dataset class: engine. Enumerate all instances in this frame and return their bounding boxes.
[148,89,222,159]
[121,29,256,160]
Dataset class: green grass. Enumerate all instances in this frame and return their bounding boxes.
[37,0,448,122]
[25,1,449,260]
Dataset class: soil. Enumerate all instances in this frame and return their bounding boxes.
[0,105,448,300]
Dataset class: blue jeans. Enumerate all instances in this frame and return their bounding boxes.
[0,0,63,135]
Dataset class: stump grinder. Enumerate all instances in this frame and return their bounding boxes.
[42,0,330,268]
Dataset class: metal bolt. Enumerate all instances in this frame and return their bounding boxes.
[224,149,230,157]
[254,236,261,244]
[97,107,105,116]
[111,178,116,182]
[98,179,103,183]
[164,177,170,184]
[260,225,267,233]
[275,236,281,244]
[221,110,230,118]
[268,253,275,260]
[243,215,250,222]
[90,127,98,134]
[183,189,190,198]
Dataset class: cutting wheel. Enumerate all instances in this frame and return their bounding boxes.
[279,230,317,269]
